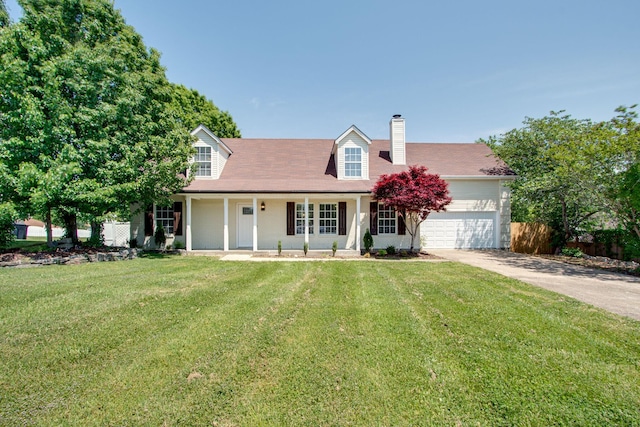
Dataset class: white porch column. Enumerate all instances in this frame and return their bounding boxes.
[223,197,229,251]
[304,196,309,245]
[356,195,361,252]
[186,196,192,251]
[252,197,258,251]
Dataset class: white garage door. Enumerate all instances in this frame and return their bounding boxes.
[421,212,497,249]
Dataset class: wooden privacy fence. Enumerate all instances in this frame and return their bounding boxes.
[510,222,552,255]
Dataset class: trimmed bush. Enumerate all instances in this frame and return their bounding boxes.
[363,229,374,253]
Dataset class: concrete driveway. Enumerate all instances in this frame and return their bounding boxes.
[431,250,640,321]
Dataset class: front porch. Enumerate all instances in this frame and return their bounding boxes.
[181,193,368,252]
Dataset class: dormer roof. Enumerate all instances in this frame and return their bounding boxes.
[191,124,233,155]
[334,125,372,147]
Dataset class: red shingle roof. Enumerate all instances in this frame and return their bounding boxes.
[182,138,512,194]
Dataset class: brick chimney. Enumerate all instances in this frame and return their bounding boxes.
[390,114,406,165]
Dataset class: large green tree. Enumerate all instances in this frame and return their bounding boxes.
[0,0,231,244]
[0,0,9,28]
[482,112,609,249]
[171,83,241,138]
[602,106,640,240]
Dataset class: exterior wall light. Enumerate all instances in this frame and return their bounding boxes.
[260,201,266,211]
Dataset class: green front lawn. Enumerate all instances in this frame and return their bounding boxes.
[1,257,639,426]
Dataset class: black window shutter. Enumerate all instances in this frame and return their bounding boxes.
[173,202,183,236]
[144,205,154,236]
[398,210,406,235]
[369,202,378,235]
[286,202,295,235]
[338,202,347,235]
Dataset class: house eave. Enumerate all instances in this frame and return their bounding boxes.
[178,190,372,195]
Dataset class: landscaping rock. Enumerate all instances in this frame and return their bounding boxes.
[0,248,140,268]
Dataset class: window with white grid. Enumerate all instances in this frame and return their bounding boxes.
[319,203,337,234]
[296,203,314,235]
[155,205,174,235]
[344,147,362,177]
[195,146,212,177]
[378,204,396,234]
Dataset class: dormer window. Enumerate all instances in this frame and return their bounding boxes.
[344,147,362,177]
[195,146,212,177]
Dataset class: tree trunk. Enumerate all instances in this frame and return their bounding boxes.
[90,220,103,244]
[408,216,422,253]
[45,208,53,247]
[61,211,79,244]
[559,199,571,252]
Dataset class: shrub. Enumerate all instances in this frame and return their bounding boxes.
[377,249,387,257]
[303,242,308,256]
[278,240,282,256]
[363,229,374,253]
[86,232,104,248]
[173,240,185,250]
[154,225,166,249]
[332,241,338,257]
[561,247,583,258]
[621,233,640,261]
[386,245,397,255]
[0,203,18,249]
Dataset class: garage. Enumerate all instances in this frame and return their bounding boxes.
[421,211,497,249]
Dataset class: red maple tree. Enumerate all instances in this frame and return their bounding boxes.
[372,165,452,252]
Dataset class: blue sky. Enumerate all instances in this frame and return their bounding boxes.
[5,0,640,142]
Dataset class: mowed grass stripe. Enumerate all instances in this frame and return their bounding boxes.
[223,261,443,426]
[1,258,639,426]
[0,259,308,425]
[394,262,640,425]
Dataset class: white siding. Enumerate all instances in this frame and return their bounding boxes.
[191,199,225,249]
[193,129,228,179]
[445,180,499,211]
[390,118,406,165]
[337,131,369,180]
[218,146,230,177]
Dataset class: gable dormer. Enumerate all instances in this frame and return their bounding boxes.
[333,125,371,180]
[190,124,233,179]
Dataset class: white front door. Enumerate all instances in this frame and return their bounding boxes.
[237,204,253,248]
